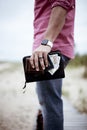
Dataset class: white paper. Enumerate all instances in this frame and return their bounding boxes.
[48,54,60,75]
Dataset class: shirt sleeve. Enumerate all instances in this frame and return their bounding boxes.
[49,0,75,11]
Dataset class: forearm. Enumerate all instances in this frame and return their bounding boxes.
[30,5,67,71]
[44,6,67,42]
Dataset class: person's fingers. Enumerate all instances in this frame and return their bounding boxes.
[29,55,35,69]
[38,55,45,70]
[34,53,39,71]
[43,52,48,67]
[38,52,45,70]
[29,50,49,71]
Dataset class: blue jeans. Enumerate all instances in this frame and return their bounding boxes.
[36,55,70,130]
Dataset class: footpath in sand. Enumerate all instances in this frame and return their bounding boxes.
[0,62,87,130]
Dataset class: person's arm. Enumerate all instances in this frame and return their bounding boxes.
[29,6,67,71]
[44,6,67,42]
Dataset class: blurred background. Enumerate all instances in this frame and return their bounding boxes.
[0,0,34,61]
[0,0,87,130]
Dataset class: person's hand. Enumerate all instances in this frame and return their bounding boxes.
[29,45,51,71]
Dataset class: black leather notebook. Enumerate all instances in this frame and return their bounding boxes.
[22,51,65,84]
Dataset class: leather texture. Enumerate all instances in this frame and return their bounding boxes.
[23,51,65,83]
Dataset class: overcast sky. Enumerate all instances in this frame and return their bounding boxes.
[0,0,87,61]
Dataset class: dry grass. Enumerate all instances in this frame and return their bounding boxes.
[63,66,87,113]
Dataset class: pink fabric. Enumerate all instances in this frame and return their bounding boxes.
[33,0,75,59]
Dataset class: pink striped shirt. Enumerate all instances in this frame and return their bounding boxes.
[33,0,75,59]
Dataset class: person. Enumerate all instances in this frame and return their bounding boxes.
[29,0,75,130]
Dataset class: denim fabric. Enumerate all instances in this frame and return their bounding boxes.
[36,55,70,130]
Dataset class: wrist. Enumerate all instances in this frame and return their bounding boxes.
[41,39,53,48]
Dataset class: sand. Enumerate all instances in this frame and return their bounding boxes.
[0,62,40,130]
[63,66,87,112]
[0,62,87,130]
